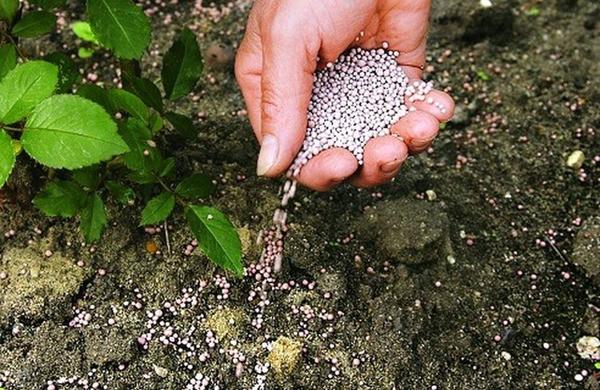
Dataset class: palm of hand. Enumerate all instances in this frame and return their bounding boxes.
[236,0,454,190]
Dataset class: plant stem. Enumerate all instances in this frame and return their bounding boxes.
[163,220,172,256]
[2,126,23,132]
[154,175,171,193]
[0,31,27,61]
[153,174,188,208]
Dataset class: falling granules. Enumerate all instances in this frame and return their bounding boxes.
[260,45,445,273]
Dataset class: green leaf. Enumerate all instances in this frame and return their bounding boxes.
[119,118,161,173]
[140,192,175,226]
[148,111,164,134]
[80,193,107,242]
[72,165,101,189]
[78,47,95,59]
[108,88,149,121]
[0,43,17,81]
[158,157,175,177]
[128,170,156,184]
[162,28,203,100]
[0,0,19,21]
[123,74,163,113]
[33,180,86,217]
[77,84,114,112]
[12,11,57,38]
[525,7,540,17]
[0,129,15,188]
[87,0,151,60]
[186,205,243,277]
[22,95,129,169]
[105,180,134,204]
[165,112,197,139]
[45,52,81,93]
[30,0,66,10]
[0,61,58,125]
[71,21,99,44]
[175,174,215,200]
[476,69,491,81]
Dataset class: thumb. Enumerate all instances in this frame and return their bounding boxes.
[256,26,317,177]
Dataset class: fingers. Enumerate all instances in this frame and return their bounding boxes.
[235,9,263,137]
[390,110,439,154]
[406,88,455,122]
[256,7,320,177]
[350,135,408,188]
[296,148,358,191]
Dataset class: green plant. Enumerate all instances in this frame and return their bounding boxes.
[71,21,100,58]
[0,0,243,276]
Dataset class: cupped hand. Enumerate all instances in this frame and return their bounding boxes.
[235,0,454,191]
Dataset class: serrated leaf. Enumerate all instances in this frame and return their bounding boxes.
[162,28,203,100]
[22,94,129,169]
[87,0,151,60]
[0,129,15,188]
[71,21,99,44]
[0,0,19,21]
[140,192,175,226]
[45,52,81,93]
[105,180,134,204]
[165,111,197,139]
[0,43,17,81]
[72,165,101,189]
[80,193,107,242]
[175,174,215,200]
[108,88,149,121]
[0,61,58,125]
[123,74,163,113]
[186,205,243,277]
[30,0,66,10]
[119,118,161,173]
[77,84,114,112]
[33,180,86,217]
[12,11,56,38]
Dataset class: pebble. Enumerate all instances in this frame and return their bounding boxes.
[566,150,585,169]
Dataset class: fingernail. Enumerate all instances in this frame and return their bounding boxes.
[257,134,279,176]
[381,160,401,174]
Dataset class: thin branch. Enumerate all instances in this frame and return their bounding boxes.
[544,235,568,263]
[163,220,172,256]
[2,126,23,132]
[153,174,188,208]
[0,31,27,61]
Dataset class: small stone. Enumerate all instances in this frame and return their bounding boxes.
[425,189,437,201]
[576,336,600,360]
[153,365,169,378]
[566,150,585,169]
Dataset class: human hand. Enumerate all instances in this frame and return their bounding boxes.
[235,0,454,191]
